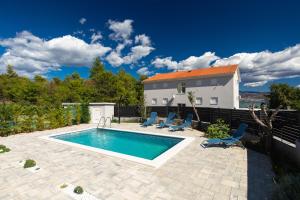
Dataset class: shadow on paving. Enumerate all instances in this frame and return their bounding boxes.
[247,149,274,200]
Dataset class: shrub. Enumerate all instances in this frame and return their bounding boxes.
[36,106,46,130]
[56,107,66,127]
[23,159,36,168]
[80,103,90,123]
[111,118,118,123]
[65,107,73,126]
[272,173,300,200]
[74,186,83,194]
[206,119,230,139]
[75,105,81,125]
[0,144,10,153]
[60,183,68,189]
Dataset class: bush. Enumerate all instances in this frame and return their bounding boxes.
[65,107,73,126]
[0,144,10,153]
[74,186,83,194]
[206,119,230,139]
[60,183,68,189]
[0,103,87,136]
[80,103,90,123]
[23,159,36,168]
[75,105,81,125]
[272,173,300,200]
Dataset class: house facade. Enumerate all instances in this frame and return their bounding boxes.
[143,65,240,109]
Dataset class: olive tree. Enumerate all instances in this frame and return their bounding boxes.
[187,91,200,121]
[249,103,281,154]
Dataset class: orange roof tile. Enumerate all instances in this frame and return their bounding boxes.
[143,64,238,83]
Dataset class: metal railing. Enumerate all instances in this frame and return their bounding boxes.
[97,116,105,128]
[104,117,112,128]
[97,116,112,128]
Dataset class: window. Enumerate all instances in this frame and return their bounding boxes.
[210,78,218,85]
[162,98,168,105]
[177,82,186,94]
[210,97,218,105]
[196,97,202,105]
[163,83,168,88]
[196,80,202,86]
[153,83,157,89]
[151,98,157,105]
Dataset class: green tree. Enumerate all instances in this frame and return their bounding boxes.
[269,84,300,110]
[0,57,145,135]
[6,65,18,78]
[89,58,117,102]
[187,91,200,121]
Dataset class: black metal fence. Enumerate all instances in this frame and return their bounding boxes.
[115,105,300,144]
[114,105,141,117]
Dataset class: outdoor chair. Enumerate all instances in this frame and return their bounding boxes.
[168,113,193,131]
[141,112,157,127]
[201,123,248,148]
[156,112,176,128]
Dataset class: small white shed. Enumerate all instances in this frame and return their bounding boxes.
[62,102,115,124]
[89,102,115,123]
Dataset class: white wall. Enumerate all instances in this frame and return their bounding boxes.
[62,102,115,124]
[89,103,115,123]
[144,74,239,109]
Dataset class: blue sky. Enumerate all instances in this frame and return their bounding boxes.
[0,0,300,91]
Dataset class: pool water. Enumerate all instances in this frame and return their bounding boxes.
[52,129,183,160]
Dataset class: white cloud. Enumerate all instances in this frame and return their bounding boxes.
[116,43,125,54]
[137,67,152,76]
[153,45,300,87]
[296,85,300,88]
[106,51,124,67]
[105,22,154,67]
[123,45,154,64]
[152,57,177,69]
[106,45,154,67]
[214,44,300,87]
[135,34,151,46]
[79,18,87,25]
[90,31,102,44]
[108,19,133,42]
[244,81,268,87]
[73,30,86,37]
[0,31,111,76]
[152,52,219,71]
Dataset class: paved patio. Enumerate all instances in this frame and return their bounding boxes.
[0,123,274,200]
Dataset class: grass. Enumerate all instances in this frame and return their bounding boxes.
[74,186,83,194]
[0,144,10,153]
[23,159,36,168]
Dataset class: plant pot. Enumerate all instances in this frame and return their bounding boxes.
[192,121,201,130]
[199,121,210,132]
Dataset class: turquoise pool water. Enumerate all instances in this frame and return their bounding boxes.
[52,129,183,160]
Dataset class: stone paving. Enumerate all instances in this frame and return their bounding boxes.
[0,123,274,200]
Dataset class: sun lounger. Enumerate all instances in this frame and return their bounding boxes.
[201,123,248,148]
[169,113,193,131]
[142,112,157,127]
[156,112,176,128]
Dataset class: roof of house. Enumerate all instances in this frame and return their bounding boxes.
[143,64,238,83]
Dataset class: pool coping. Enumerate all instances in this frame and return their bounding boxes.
[39,126,194,168]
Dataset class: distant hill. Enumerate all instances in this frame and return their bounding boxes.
[240,91,269,100]
[239,91,269,108]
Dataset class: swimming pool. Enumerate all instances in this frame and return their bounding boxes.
[41,127,194,167]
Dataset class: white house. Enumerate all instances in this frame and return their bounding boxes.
[143,65,240,109]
